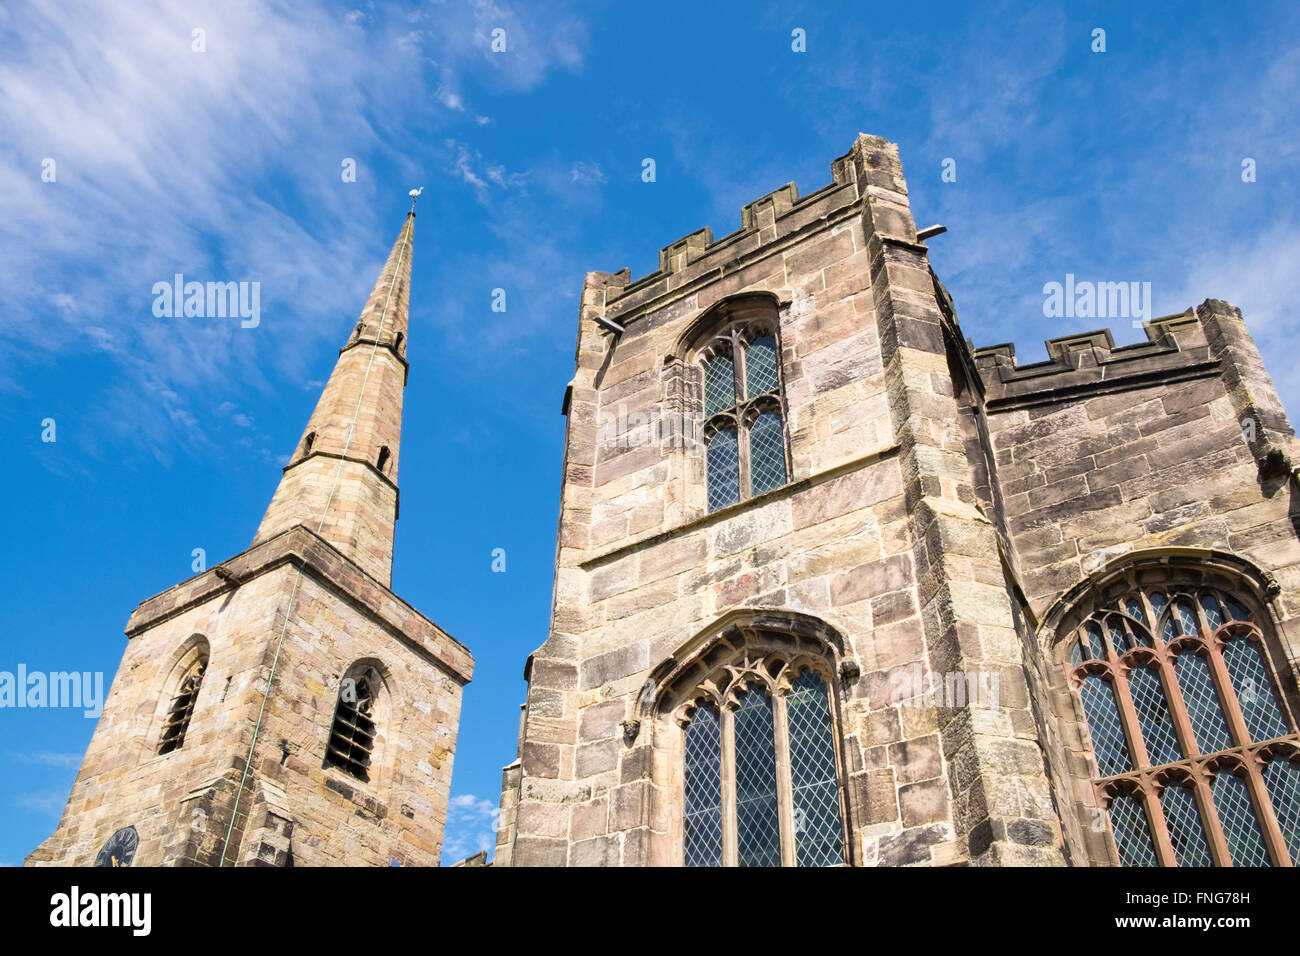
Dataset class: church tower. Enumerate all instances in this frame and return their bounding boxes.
[495,133,1300,867]
[27,208,473,868]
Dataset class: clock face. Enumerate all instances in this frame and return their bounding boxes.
[93,826,139,867]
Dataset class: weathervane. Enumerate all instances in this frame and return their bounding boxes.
[408,186,424,213]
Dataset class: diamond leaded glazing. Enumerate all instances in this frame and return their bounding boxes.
[1072,581,1299,866]
[749,410,787,495]
[1109,790,1159,866]
[706,428,740,512]
[1262,757,1300,864]
[1081,677,1132,777]
[704,352,736,416]
[785,671,843,867]
[697,314,789,509]
[1127,664,1182,765]
[1221,637,1290,742]
[1172,650,1233,754]
[677,644,846,868]
[745,335,780,397]
[733,685,780,867]
[683,703,723,867]
[1211,771,1271,867]
[1159,783,1213,866]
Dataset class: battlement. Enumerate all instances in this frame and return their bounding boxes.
[972,308,1220,408]
[583,134,908,324]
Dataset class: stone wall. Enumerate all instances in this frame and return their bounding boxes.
[499,134,1064,867]
[974,302,1300,864]
[27,526,470,868]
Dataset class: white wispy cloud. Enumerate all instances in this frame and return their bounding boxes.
[0,0,589,460]
[441,792,499,863]
[16,789,70,816]
[9,751,83,769]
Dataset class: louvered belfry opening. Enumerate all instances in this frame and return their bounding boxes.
[158,662,206,755]
[325,676,377,781]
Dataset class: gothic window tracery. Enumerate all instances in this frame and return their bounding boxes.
[695,308,790,512]
[676,643,845,867]
[1066,581,1300,866]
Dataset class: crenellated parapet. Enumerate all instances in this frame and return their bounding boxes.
[579,135,904,331]
[973,310,1219,410]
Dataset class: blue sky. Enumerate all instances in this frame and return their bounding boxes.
[1,0,1297,866]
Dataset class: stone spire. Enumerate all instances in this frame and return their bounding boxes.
[252,211,415,585]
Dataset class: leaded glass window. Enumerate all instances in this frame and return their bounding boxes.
[1262,756,1300,862]
[749,410,787,495]
[1127,664,1180,765]
[696,312,790,512]
[1172,650,1233,753]
[1222,636,1290,742]
[1066,580,1299,866]
[786,671,844,867]
[1211,771,1271,867]
[683,703,723,867]
[1080,677,1132,777]
[734,687,781,867]
[705,427,740,511]
[678,653,845,867]
[1159,781,1213,866]
[1108,790,1158,866]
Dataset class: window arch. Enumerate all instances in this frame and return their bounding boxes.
[690,297,790,512]
[1063,572,1300,866]
[158,640,209,755]
[324,661,388,783]
[669,638,846,867]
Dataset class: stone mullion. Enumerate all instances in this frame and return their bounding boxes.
[1241,752,1292,866]
[1206,635,1254,749]
[1105,651,1179,861]
[721,704,738,867]
[1109,662,1153,772]
[769,319,795,483]
[730,331,752,499]
[1155,645,1201,761]
[1192,611,1267,865]
[1191,771,1234,866]
[1141,784,1179,867]
[772,692,796,867]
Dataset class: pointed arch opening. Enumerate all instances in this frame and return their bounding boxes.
[645,610,851,867]
[155,635,210,756]
[1050,552,1300,866]
[324,659,393,785]
[678,295,791,512]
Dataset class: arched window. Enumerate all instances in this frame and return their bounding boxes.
[1065,580,1300,866]
[694,303,789,512]
[376,445,391,473]
[676,647,844,867]
[301,431,315,457]
[325,665,381,782]
[158,648,208,755]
